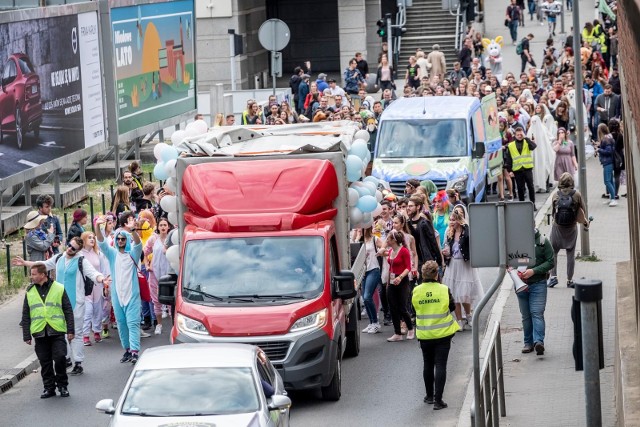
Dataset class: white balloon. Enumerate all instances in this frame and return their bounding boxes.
[363,176,379,185]
[375,190,383,202]
[363,181,377,196]
[170,230,180,246]
[348,188,359,207]
[350,207,364,225]
[171,130,187,146]
[362,212,372,224]
[355,129,370,142]
[164,159,177,178]
[160,195,177,213]
[165,177,177,193]
[372,203,383,217]
[192,119,209,135]
[184,126,199,137]
[167,211,179,226]
[363,218,374,229]
[153,143,168,160]
[166,245,180,270]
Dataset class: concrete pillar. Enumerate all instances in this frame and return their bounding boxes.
[338,0,368,77]
[365,0,382,68]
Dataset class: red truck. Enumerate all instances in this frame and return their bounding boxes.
[159,124,366,401]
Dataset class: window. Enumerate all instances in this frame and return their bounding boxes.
[377,119,469,158]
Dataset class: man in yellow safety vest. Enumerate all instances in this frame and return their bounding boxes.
[412,260,460,410]
[506,125,538,209]
[21,264,74,399]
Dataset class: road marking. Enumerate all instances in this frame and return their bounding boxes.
[18,159,39,167]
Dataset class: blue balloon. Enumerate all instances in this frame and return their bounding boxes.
[351,182,370,197]
[154,162,169,180]
[161,145,179,162]
[363,176,379,185]
[350,139,370,161]
[357,195,378,213]
[346,155,363,182]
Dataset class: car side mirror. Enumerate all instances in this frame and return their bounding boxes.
[333,271,356,300]
[158,273,178,305]
[267,394,292,411]
[96,398,115,415]
[472,142,485,159]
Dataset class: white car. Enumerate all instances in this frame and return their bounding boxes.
[96,343,291,427]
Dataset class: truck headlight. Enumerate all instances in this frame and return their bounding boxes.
[176,313,209,335]
[450,174,469,192]
[289,309,327,333]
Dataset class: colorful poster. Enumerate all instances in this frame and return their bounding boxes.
[0,11,105,179]
[481,93,501,143]
[111,0,196,135]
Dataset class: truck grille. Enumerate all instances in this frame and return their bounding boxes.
[247,341,290,362]
[389,180,448,197]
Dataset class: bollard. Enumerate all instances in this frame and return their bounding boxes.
[149,172,153,182]
[546,213,551,225]
[63,212,68,238]
[101,193,106,215]
[110,184,114,201]
[89,197,95,233]
[22,238,27,276]
[574,279,603,427]
[5,244,11,287]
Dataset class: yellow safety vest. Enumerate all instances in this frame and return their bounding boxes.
[508,140,534,171]
[412,282,460,340]
[26,281,67,335]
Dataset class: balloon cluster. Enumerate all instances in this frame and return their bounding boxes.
[346,130,385,230]
[153,119,209,181]
[165,231,181,272]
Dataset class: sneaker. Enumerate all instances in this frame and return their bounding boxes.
[101,329,110,339]
[120,351,132,363]
[140,330,151,338]
[361,308,367,317]
[609,200,618,207]
[603,200,612,205]
[362,324,373,333]
[406,329,415,340]
[602,193,610,199]
[547,276,558,288]
[83,336,91,346]
[66,358,73,368]
[94,332,102,343]
[424,396,435,404]
[522,345,534,353]
[458,320,465,331]
[162,307,168,319]
[387,334,404,342]
[567,280,575,288]
[130,352,139,364]
[112,322,118,329]
[383,316,392,326]
[154,324,163,335]
[58,386,70,398]
[368,323,381,334]
[434,400,448,410]
[69,363,83,376]
[40,389,56,399]
[534,342,545,355]
[465,319,472,330]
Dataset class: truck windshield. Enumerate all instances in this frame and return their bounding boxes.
[376,119,468,158]
[182,236,324,301]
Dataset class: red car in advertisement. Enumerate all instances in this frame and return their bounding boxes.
[0,53,42,149]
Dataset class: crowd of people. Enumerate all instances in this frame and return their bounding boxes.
[16,162,177,398]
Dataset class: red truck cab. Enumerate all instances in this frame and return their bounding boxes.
[160,150,364,401]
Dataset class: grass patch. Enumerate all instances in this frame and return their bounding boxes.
[0,241,28,300]
[576,253,601,262]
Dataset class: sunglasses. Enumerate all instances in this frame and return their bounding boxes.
[67,246,80,252]
[116,237,127,241]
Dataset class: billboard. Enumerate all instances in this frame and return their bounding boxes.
[110,0,196,135]
[0,11,105,180]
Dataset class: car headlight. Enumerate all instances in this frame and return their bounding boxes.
[176,313,209,335]
[450,174,469,192]
[289,309,327,333]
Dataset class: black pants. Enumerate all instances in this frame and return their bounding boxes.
[520,55,536,73]
[614,168,622,195]
[34,334,68,391]
[420,335,453,400]
[387,277,413,335]
[379,284,390,319]
[514,168,535,204]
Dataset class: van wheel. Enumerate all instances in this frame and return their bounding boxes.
[321,352,341,401]
[15,107,23,149]
[344,302,360,358]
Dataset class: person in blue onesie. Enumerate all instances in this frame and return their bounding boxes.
[95,214,144,364]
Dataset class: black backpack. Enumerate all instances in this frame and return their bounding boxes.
[55,254,95,296]
[555,190,576,226]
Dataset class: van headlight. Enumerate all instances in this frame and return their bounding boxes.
[449,174,469,192]
[176,313,209,335]
[290,309,327,333]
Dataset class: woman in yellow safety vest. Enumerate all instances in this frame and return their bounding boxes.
[412,260,460,411]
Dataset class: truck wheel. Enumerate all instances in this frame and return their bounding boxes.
[320,352,341,401]
[344,301,360,358]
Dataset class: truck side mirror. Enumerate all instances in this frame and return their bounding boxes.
[472,142,485,159]
[333,271,356,300]
[158,273,178,305]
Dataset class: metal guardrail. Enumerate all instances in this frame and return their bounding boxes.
[471,321,506,427]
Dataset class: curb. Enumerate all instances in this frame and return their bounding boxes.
[456,194,555,427]
[0,353,40,395]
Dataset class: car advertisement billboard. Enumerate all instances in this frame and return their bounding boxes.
[110,0,196,135]
[0,11,105,180]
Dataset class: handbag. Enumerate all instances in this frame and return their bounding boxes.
[130,254,151,302]
[75,255,95,296]
[504,19,509,27]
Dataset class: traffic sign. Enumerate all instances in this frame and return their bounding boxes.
[258,19,290,52]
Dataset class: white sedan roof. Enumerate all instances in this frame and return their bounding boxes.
[135,343,258,370]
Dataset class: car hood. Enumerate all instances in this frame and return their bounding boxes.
[111,412,265,427]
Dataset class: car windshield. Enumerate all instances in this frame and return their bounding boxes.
[376,119,468,158]
[121,367,260,416]
[17,57,34,74]
[182,236,324,302]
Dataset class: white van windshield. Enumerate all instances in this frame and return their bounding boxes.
[376,119,468,158]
